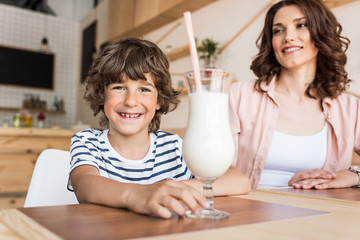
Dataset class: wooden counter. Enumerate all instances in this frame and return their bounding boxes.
[0,127,78,209]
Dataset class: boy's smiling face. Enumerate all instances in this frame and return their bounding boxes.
[104,73,160,138]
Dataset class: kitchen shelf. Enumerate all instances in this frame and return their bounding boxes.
[0,106,65,114]
[166,45,190,62]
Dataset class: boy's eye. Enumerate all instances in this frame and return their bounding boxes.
[139,88,151,92]
[113,86,125,90]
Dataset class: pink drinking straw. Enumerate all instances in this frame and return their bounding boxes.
[183,11,202,92]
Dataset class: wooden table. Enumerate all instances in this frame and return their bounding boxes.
[1,188,359,240]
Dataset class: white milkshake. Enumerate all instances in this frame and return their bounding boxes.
[183,91,235,179]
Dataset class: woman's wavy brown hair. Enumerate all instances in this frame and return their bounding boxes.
[251,0,350,98]
[84,37,180,132]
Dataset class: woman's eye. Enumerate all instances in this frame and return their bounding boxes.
[297,23,308,28]
[272,28,283,34]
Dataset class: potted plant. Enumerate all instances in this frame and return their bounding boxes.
[197,38,220,68]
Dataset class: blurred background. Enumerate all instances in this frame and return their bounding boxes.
[0,0,359,130]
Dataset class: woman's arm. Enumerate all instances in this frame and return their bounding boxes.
[182,166,251,195]
[70,165,209,218]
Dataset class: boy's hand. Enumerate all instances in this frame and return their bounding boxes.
[126,180,209,219]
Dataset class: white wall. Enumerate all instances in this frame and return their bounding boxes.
[0,3,80,128]
[47,0,96,21]
[333,2,360,92]
[143,0,360,129]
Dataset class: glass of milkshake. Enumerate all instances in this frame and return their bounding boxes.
[183,68,235,219]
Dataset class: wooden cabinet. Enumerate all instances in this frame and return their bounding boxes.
[0,127,78,209]
[107,0,217,40]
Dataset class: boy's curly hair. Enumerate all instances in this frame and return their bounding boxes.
[84,37,180,132]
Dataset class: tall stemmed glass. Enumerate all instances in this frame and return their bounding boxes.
[183,68,235,219]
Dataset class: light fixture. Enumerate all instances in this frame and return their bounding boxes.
[41,37,48,52]
[41,12,49,52]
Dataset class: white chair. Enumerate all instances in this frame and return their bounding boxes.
[24,149,78,207]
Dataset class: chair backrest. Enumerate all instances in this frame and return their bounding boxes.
[24,149,78,207]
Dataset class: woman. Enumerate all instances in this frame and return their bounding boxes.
[229,0,360,189]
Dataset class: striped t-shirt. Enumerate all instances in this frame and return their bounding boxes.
[68,128,193,190]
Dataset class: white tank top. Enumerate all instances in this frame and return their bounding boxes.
[257,122,328,189]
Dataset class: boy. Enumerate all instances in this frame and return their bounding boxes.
[68,38,250,218]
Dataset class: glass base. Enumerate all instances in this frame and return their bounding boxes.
[185,208,229,219]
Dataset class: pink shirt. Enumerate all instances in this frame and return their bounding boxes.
[229,78,360,189]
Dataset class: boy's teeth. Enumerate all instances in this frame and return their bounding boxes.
[121,113,140,118]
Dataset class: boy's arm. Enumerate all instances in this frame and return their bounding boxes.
[70,165,132,207]
[70,165,209,218]
[182,166,251,196]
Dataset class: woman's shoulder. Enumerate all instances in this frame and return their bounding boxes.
[341,91,360,100]
[330,92,360,106]
[325,92,360,120]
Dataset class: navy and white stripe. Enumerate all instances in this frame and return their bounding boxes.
[68,128,193,190]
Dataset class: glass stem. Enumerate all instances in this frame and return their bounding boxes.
[202,183,214,210]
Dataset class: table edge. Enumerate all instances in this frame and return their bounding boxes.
[257,187,360,206]
[0,208,62,240]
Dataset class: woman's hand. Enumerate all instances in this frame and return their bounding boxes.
[126,179,209,219]
[289,169,359,189]
[289,168,336,188]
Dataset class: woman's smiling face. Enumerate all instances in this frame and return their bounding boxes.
[271,4,318,71]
